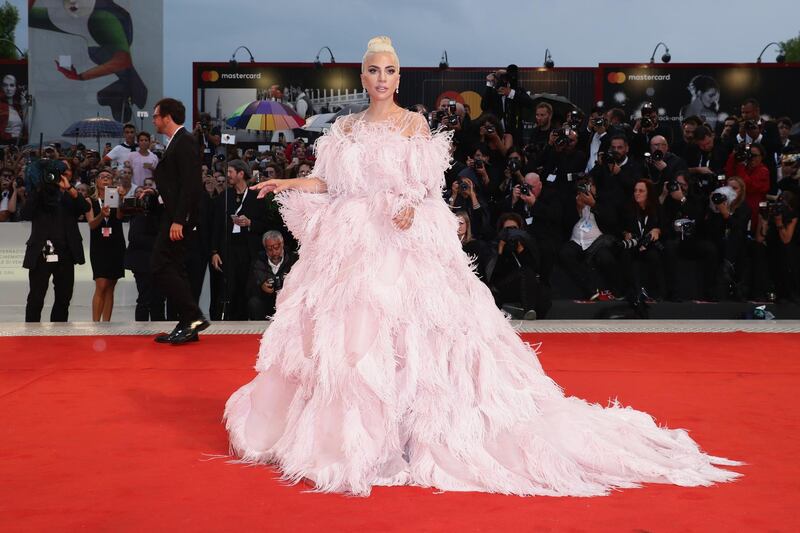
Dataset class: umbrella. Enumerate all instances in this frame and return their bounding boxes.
[307,104,369,131]
[226,100,306,131]
[301,112,337,132]
[62,117,125,151]
[528,93,579,121]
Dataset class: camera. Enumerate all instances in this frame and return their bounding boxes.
[25,158,67,191]
[214,153,226,162]
[711,192,728,205]
[121,191,158,215]
[498,227,527,249]
[485,124,496,135]
[554,127,572,148]
[744,119,760,131]
[600,148,618,165]
[644,150,664,163]
[473,157,484,170]
[734,143,753,163]
[591,116,606,128]
[640,116,654,129]
[458,178,472,193]
[673,218,696,240]
[507,158,521,173]
[576,179,592,196]
[268,273,284,292]
[566,110,582,127]
[758,197,789,219]
[494,71,510,88]
[519,183,530,196]
[666,180,680,193]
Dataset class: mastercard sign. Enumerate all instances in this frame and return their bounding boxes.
[607,72,626,84]
[201,70,220,82]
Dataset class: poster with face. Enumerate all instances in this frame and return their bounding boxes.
[0,60,29,145]
[28,0,163,141]
[599,64,800,135]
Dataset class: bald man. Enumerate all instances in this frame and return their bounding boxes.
[644,135,688,187]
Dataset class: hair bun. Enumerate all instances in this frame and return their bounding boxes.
[367,36,395,53]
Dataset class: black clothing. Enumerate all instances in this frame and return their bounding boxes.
[558,235,620,298]
[247,250,297,319]
[151,127,204,325]
[480,85,535,146]
[89,199,126,280]
[630,124,674,157]
[645,152,688,187]
[21,187,90,322]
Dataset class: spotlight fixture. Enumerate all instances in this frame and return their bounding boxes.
[756,42,786,64]
[229,45,255,67]
[314,46,336,69]
[543,48,554,68]
[439,50,449,70]
[649,42,671,64]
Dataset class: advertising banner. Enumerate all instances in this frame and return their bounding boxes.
[0,59,29,146]
[28,0,164,141]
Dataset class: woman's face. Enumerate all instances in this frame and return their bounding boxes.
[75,183,88,196]
[699,88,719,108]
[96,173,111,189]
[456,215,467,237]
[360,52,399,103]
[633,182,648,205]
[2,75,16,99]
[204,177,215,192]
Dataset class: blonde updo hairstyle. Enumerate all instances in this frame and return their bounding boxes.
[362,36,400,73]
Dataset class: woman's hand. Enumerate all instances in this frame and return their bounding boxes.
[649,228,661,241]
[393,205,415,231]
[250,178,290,199]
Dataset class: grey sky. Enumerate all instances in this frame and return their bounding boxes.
[11,0,799,112]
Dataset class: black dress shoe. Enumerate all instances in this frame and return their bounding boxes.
[169,318,210,345]
[154,323,182,343]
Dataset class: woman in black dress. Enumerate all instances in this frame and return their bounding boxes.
[88,169,126,321]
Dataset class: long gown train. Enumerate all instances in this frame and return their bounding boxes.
[224,111,741,496]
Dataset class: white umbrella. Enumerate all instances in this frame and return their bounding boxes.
[301,112,337,132]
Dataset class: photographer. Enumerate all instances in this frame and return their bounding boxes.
[508,172,561,286]
[123,179,166,321]
[619,179,665,301]
[194,112,221,168]
[590,135,643,205]
[22,159,91,322]
[685,125,730,196]
[581,105,610,172]
[489,213,545,320]
[631,102,673,157]
[456,210,491,282]
[430,97,475,161]
[461,146,498,205]
[247,230,296,319]
[539,127,588,219]
[210,159,268,320]
[704,177,752,299]
[446,164,490,239]
[752,191,800,302]
[777,152,800,195]
[476,115,510,160]
[734,117,778,189]
[659,172,718,300]
[644,135,688,187]
[671,115,703,160]
[558,177,621,301]
[482,65,534,148]
[725,142,770,229]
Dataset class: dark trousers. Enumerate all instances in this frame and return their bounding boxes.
[247,292,277,320]
[208,263,224,321]
[220,241,253,321]
[663,238,719,299]
[132,271,166,321]
[619,247,666,299]
[151,225,204,325]
[492,266,550,317]
[25,256,74,322]
[559,236,620,298]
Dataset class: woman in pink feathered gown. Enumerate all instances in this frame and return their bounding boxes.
[224,36,741,496]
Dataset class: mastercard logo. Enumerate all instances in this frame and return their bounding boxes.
[607,72,626,84]
[201,70,220,82]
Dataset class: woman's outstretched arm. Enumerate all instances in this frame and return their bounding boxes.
[250,177,327,198]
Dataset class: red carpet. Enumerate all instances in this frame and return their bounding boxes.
[1,332,798,532]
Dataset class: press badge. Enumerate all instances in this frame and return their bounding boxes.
[547,174,557,183]
[46,254,59,263]
[232,225,241,234]
[102,227,112,238]
[525,217,534,226]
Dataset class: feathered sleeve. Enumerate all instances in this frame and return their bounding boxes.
[275,121,339,244]
[394,113,453,213]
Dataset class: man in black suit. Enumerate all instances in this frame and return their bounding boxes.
[481,65,534,147]
[210,159,267,320]
[151,98,209,344]
[247,230,297,319]
[22,161,91,322]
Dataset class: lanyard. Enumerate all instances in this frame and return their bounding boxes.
[637,215,648,236]
[233,187,248,217]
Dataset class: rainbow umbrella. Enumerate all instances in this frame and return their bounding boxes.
[226,100,306,131]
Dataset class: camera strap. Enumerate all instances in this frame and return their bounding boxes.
[232,188,248,234]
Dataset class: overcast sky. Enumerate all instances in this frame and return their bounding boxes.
[11,0,800,109]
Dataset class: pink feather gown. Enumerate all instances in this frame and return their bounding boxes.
[224,110,741,496]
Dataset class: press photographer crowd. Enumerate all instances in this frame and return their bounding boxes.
[3,68,799,322]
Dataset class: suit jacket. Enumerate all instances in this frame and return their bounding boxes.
[211,186,268,257]
[22,188,89,269]
[480,86,534,145]
[248,250,298,296]
[154,127,202,228]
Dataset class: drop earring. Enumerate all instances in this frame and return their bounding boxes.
[395,87,399,94]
